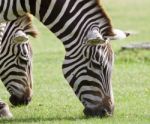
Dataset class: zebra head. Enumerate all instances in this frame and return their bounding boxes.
[63,43,114,117]
[62,27,131,117]
[0,14,37,106]
[62,18,130,117]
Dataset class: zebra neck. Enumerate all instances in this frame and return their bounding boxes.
[33,0,114,53]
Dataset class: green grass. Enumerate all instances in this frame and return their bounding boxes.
[0,0,150,123]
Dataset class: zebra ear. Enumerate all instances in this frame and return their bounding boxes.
[105,29,130,40]
[13,30,29,43]
[86,29,106,45]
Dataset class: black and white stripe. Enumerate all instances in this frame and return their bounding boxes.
[0,0,129,117]
[0,14,37,107]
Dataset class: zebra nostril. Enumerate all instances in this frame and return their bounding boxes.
[0,102,5,109]
[100,108,107,117]
[9,95,31,106]
[9,95,18,106]
[25,96,32,104]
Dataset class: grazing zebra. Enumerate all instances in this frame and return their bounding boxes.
[0,0,130,117]
[0,14,37,117]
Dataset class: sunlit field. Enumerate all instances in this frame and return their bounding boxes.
[0,0,149,123]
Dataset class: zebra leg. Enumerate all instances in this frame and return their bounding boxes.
[0,100,12,118]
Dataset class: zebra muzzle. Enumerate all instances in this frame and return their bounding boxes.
[9,95,32,106]
[83,106,112,118]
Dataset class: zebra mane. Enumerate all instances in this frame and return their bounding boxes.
[17,13,38,38]
[96,0,115,37]
[0,13,38,42]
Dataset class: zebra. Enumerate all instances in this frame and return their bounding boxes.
[0,0,130,117]
[0,14,37,117]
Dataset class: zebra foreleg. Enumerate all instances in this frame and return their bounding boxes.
[0,101,12,118]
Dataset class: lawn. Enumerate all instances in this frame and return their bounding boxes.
[0,0,150,123]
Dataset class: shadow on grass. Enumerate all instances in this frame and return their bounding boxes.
[0,115,109,123]
[0,116,87,123]
[0,113,148,123]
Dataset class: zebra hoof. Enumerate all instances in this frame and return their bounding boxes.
[0,102,13,118]
[9,95,31,106]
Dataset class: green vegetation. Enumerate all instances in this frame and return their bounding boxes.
[0,0,149,123]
